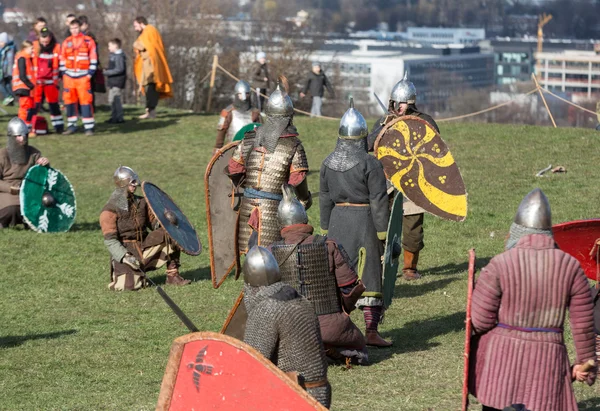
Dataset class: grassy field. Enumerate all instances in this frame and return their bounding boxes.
[1,105,600,410]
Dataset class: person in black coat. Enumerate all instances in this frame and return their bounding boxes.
[103,39,127,123]
[300,62,334,117]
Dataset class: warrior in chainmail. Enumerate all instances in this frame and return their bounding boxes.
[213,80,261,153]
[367,72,440,281]
[269,184,368,365]
[243,245,331,408]
[99,166,190,290]
[320,100,392,347]
[227,78,311,255]
[0,117,49,228]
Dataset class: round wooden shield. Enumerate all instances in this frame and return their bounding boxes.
[374,115,467,222]
[233,122,261,142]
[142,182,202,256]
[20,165,76,233]
[553,219,600,281]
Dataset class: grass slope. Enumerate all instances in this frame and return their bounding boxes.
[1,105,599,410]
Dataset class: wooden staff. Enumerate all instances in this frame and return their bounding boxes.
[462,248,476,411]
[206,55,219,112]
[532,73,557,128]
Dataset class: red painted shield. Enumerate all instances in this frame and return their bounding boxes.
[553,219,600,281]
[157,332,327,411]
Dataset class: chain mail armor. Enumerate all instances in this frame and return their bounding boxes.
[6,134,28,165]
[271,237,341,316]
[106,187,130,212]
[506,222,553,250]
[322,138,369,172]
[225,108,254,144]
[255,117,293,153]
[243,282,331,408]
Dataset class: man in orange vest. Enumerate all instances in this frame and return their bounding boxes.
[33,28,63,134]
[60,18,97,136]
[12,40,36,136]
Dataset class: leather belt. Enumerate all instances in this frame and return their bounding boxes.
[497,323,562,333]
[336,202,369,207]
[302,378,329,389]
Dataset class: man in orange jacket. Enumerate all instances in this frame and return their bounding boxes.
[12,40,36,135]
[33,28,63,134]
[60,18,97,136]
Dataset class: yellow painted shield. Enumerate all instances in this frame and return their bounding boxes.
[374,115,467,222]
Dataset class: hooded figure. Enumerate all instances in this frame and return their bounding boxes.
[0,117,48,227]
[469,189,596,411]
[320,99,391,347]
[227,79,311,255]
[242,245,331,408]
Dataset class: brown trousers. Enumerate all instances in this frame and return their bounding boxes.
[402,213,424,253]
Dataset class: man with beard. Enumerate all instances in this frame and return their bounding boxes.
[367,72,439,281]
[269,184,368,365]
[469,189,596,410]
[242,245,331,408]
[0,117,49,228]
[227,79,311,254]
[99,166,191,290]
[320,100,391,347]
[33,28,64,134]
[213,80,260,154]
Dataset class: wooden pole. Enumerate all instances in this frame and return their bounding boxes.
[206,55,219,112]
[462,248,476,411]
[532,73,557,128]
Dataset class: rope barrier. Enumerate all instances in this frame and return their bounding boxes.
[437,89,539,122]
[210,60,600,125]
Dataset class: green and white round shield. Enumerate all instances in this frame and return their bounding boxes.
[20,165,76,233]
[233,122,261,141]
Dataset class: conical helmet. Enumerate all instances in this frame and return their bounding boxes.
[265,83,294,117]
[390,71,417,105]
[7,117,28,138]
[338,98,368,140]
[243,246,281,287]
[234,80,251,95]
[278,184,308,227]
[113,166,140,188]
[514,188,552,229]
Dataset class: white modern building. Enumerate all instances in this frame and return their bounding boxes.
[536,50,600,101]
[405,27,486,45]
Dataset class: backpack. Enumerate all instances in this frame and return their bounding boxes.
[31,115,48,135]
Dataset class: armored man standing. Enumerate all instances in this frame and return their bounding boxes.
[320,101,391,347]
[469,189,596,411]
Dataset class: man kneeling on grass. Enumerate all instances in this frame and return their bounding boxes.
[99,166,190,290]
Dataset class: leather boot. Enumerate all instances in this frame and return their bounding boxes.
[366,330,392,347]
[402,250,421,281]
[165,260,191,285]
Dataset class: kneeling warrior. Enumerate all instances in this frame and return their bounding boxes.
[270,185,368,365]
[213,80,260,153]
[243,245,331,408]
[469,189,596,411]
[0,117,49,228]
[99,166,190,290]
[320,100,391,347]
[228,79,311,253]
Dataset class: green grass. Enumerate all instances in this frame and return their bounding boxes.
[1,105,600,410]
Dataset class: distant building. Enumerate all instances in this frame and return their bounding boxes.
[405,27,485,45]
[536,50,600,101]
[3,8,29,25]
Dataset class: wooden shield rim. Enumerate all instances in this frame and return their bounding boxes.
[373,115,468,222]
[141,181,202,256]
[204,141,240,288]
[383,194,403,308]
[20,165,77,233]
[156,331,328,411]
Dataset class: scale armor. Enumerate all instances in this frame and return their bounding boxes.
[225,109,254,143]
[243,281,331,408]
[271,237,341,316]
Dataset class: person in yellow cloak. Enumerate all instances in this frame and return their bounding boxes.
[133,16,173,119]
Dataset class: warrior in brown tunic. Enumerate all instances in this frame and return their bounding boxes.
[227,82,311,255]
[213,80,260,153]
[269,185,368,365]
[0,117,49,228]
[469,189,596,411]
[367,72,439,281]
[99,166,190,291]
